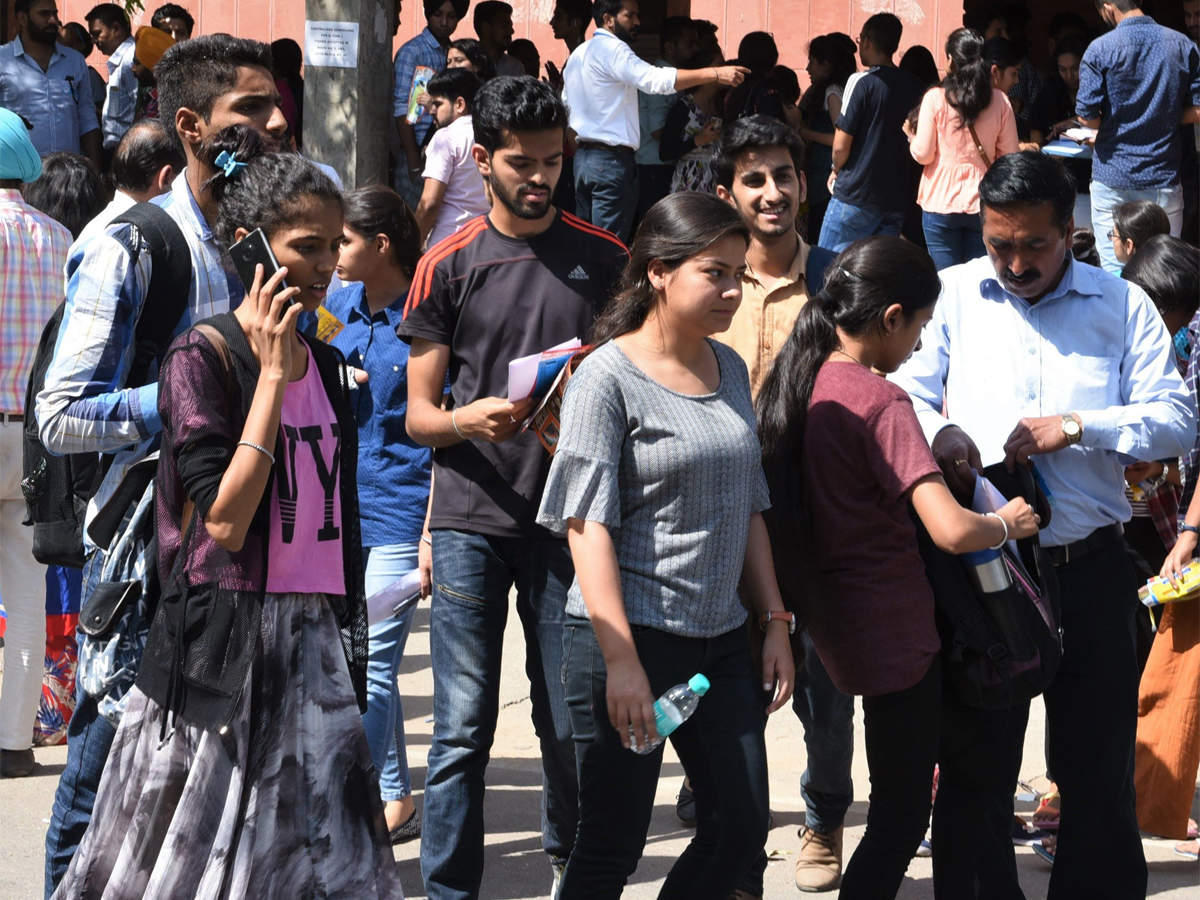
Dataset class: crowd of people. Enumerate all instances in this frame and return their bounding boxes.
[0,0,1199,899]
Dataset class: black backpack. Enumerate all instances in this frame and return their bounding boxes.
[914,463,1063,710]
[21,202,194,568]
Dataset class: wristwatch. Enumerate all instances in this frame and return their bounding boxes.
[759,610,796,634]
[1061,413,1082,445]
[1180,524,1200,537]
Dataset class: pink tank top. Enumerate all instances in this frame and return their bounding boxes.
[266,344,346,596]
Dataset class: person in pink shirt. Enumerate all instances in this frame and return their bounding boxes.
[414,67,490,247]
[906,27,1019,270]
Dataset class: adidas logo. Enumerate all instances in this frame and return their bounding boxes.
[567,265,589,281]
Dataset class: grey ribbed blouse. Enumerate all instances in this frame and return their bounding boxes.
[536,339,771,638]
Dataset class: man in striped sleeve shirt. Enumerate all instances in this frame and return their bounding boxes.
[38,34,288,895]
[399,76,627,900]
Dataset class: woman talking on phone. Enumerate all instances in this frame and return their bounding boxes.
[52,126,403,899]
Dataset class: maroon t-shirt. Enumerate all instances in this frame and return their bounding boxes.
[801,361,942,696]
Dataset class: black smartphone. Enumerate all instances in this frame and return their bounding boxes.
[228,228,292,306]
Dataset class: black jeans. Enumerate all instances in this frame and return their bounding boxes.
[558,618,769,900]
[933,687,1029,899]
[1045,538,1147,899]
[839,657,941,899]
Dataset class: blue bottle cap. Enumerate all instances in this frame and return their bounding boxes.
[688,673,710,696]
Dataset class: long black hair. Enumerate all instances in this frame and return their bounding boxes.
[592,192,748,343]
[942,27,993,126]
[342,185,422,279]
[756,236,941,525]
[23,152,105,239]
[198,125,342,250]
[1122,235,1200,322]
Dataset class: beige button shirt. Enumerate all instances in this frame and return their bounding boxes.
[715,237,812,399]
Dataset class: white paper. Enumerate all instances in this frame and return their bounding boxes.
[305,21,359,69]
[365,569,422,625]
[507,337,581,401]
[971,475,1019,556]
[1061,126,1097,144]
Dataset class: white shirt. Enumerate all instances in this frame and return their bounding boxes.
[890,255,1194,546]
[422,114,490,247]
[562,29,677,149]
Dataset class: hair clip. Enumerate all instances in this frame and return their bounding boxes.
[214,150,247,179]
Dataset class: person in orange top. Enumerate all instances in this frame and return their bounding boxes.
[906,27,1018,270]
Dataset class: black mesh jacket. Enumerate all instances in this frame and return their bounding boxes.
[137,312,367,734]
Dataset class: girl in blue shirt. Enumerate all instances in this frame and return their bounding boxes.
[326,185,431,842]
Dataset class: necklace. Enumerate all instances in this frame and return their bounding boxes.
[832,348,868,367]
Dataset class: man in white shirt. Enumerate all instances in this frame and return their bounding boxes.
[561,0,746,241]
[415,68,489,246]
[86,3,137,155]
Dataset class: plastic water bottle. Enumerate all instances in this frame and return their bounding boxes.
[631,673,710,755]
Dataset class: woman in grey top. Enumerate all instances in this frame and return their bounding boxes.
[537,192,795,899]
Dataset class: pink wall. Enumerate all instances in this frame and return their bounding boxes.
[51,0,971,84]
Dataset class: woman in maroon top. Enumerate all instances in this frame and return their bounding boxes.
[756,235,1038,898]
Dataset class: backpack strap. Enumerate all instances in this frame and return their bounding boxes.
[111,202,195,389]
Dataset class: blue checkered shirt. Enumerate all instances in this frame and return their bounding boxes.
[392,27,445,145]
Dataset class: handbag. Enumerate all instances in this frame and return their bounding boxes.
[915,463,1063,710]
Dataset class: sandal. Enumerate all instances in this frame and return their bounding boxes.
[1032,787,1061,832]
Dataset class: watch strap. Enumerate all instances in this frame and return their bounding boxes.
[759,610,796,634]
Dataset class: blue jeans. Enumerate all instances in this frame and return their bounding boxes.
[419,529,577,900]
[922,211,985,271]
[559,619,769,900]
[362,542,420,801]
[574,144,637,243]
[44,552,111,898]
[818,196,906,252]
[1090,180,1183,274]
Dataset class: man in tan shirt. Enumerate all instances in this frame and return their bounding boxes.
[713,115,832,397]
[712,114,848,897]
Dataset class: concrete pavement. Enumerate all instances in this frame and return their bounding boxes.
[2,596,1197,898]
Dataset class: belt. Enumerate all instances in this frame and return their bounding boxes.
[575,140,633,152]
[1043,523,1124,567]
[2,413,22,423]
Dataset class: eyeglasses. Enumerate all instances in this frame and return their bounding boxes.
[1107,230,1122,241]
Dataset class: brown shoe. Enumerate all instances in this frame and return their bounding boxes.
[0,748,35,778]
[795,825,843,892]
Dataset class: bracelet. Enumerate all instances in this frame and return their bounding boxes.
[450,408,465,440]
[1180,524,1200,537]
[237,440,275,465]
[986,512,1008,550]
[420,534,433,546]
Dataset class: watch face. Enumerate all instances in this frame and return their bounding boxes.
[1063,418,1080,436]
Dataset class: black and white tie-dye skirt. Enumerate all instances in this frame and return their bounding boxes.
[52,592,404,899]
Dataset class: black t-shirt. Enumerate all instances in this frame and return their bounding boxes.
[833,66,924,214]
[397,211,628,537]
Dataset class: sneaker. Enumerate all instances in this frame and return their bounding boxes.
[388,807,421,844]
[795,825,843,892]
[915,837,933,858]
[1175,839,1199,861]
[676,779,696,827]
[0,748,34,778]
